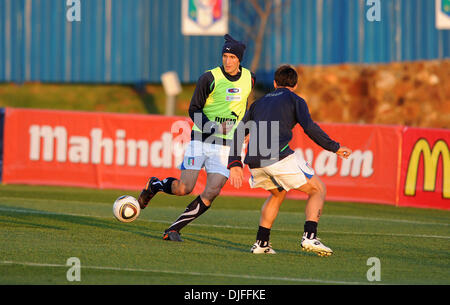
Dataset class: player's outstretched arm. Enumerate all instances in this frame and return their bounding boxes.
[336,146,352,159]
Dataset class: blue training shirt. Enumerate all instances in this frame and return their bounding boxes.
[228,87,340,169]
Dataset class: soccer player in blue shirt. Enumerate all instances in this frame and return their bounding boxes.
[227,65,352,256]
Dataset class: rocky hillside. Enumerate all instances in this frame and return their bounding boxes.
[295,59,449,129]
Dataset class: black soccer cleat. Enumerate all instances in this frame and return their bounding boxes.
[163,230,183,242]
[137,177,160,209]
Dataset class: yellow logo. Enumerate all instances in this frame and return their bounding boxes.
[404,139,449,199]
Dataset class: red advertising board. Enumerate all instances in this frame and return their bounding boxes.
[219,124,404,206]
[284,124,403,205]
[2,108,192,190]
[398,127,450,210]
[2,107,448,210]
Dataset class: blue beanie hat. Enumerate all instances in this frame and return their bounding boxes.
[222,34,246,62]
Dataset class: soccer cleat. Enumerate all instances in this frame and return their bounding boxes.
[250,241,276,254]
[301,233,333,257]
[137,177,160,209]
[163,230,183,242]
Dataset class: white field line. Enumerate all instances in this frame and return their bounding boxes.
[0,196,448,227]
[0,206,449,240]
[0,260,373,285]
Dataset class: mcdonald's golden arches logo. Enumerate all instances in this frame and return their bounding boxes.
[404,138,449,199]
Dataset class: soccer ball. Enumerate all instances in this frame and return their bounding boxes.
[113,195,141,223]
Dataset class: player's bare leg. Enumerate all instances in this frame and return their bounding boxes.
[297,175,326,223]
[200,172,228,206]
[251,188,286,254]
[163,172,227,241]
[138,169,199,209]
[259,188,287,228]
[296,175,333,256]
[170,169,200,196]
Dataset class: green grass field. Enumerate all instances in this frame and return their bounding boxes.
[0,184,449,285]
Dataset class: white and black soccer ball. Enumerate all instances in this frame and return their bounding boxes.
[113,195,140,223]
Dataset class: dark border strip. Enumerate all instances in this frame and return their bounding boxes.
[0,108,4,183]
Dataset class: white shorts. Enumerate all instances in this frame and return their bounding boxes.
[179,140,231,178]
[249,152,314,192]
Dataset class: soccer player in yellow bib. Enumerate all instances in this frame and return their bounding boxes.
[138,34,255,241]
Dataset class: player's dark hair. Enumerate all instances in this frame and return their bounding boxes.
[274,65,298,88]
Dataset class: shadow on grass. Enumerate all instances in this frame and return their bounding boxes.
[0,205,162,241]
[0,205,302,254]
[0,217,64,230]
[182,232,300,255]
[181,233,249,253]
